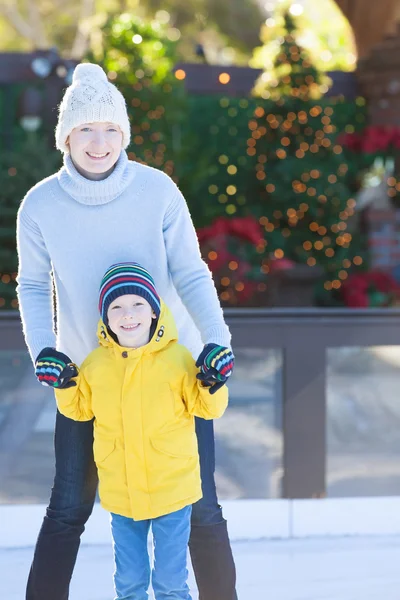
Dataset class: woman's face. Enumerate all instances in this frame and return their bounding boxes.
[67,122,123,181]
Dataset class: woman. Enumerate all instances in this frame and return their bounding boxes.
[17,62,237,600]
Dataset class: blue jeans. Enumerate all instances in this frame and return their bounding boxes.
[26,410,237,600]
[111,506,192,600]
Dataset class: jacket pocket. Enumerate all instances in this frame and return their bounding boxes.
[94,438,116,464]
[151,423,198,459]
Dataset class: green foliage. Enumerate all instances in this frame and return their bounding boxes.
[0,136,61,309]
[176,95,257,227]
[92,13,180,84]
[88,13,186,175]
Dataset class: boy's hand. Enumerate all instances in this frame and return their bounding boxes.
[195,343,234,395]
[35,348,78,389]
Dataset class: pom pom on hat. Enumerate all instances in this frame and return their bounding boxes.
[55,62,131,153]
[72,63,108,84]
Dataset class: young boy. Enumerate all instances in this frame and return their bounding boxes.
[51,262,229,599]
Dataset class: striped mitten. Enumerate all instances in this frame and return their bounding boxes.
[196,344,234,395]
[35,348,77,389]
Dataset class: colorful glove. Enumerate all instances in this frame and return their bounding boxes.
[35,348,78,389]
[195,344,234,395]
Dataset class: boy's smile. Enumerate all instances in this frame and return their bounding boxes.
[107,294,156,348]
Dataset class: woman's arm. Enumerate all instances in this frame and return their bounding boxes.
[163,189,231,348]
[16,206,56,363]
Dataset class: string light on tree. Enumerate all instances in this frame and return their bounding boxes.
[251,8,362,302]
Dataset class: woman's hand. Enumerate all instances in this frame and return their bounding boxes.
[196,344,234,394]
[35,348,78,389]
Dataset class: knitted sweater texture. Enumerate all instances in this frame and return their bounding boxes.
[16,151,231,365]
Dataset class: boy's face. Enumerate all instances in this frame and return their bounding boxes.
[107,294,156,348]
[67,122,123,181]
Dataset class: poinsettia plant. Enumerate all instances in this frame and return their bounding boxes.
[340,125,400,207]
[197,216,266,305]
[340,126,400,155]
[341,270,400,308]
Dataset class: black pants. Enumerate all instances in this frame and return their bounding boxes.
[26,411,237,600]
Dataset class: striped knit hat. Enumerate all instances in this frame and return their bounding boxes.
[99,263,161,326]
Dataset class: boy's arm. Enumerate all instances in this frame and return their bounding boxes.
[55,368,94,421]
[181,352,229,420]
[163,188,231,348]
[16,206,56,363]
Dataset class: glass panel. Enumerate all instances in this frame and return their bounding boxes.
[0,350,55,504]
[327,346,400,497]
[0,347,283,503]
[215,348,283,499]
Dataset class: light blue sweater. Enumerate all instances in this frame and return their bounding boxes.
[16,151,231,365]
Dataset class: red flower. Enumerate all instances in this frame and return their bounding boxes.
[268,257,296,272]
[340,132,363,152]
[197,216,263,247]
[197,216,266,305]
[236,281,258,303]
[360,126,393,153]
[392,129,400,149]
[368,271,399,293]
[341,125,400,154]
[228,216,263,245]
[343,290,369,307]
[341,269,400,307]
[197,217,230,243]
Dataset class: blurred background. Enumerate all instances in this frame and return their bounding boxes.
[3,0,400,510]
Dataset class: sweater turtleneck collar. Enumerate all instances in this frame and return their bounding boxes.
[57,150,136,205]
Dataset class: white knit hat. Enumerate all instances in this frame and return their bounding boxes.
[55,63,131,153]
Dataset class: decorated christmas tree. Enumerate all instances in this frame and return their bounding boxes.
[254,12,328,101]
[251,11,364,299]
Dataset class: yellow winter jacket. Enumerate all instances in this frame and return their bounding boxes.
[55,301,228,521]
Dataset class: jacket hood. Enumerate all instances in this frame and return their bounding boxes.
[96,298,178,355]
